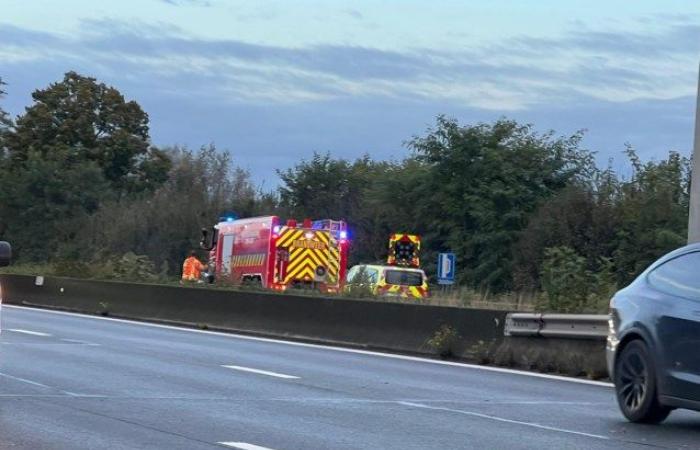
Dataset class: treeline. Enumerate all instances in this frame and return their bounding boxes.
[0,73,690,308]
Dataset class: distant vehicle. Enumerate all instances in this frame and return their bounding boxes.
[0,241,12,333]
[201,216,349,293]
[608,243,700,423]
[345,264,429,299]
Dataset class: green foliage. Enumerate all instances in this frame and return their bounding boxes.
[107,252,159,282]
[0,148,111,261]
[0,72,171,263]
[612,148,689,285]
[408,117,593,291]
[0,73,692,305]
[426,324,460,358]
[538,246,614,313]
[77,145,275,276]
[5,71,166,193]
[0,77,11,145]
[277,153,391,265]
[515,148,689,293]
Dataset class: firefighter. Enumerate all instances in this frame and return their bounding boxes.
[181,250,206,283]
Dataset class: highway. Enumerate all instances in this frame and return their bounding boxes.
[0,306,698,449]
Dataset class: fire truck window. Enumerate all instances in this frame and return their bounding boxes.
[385,270,422,286]
[221,234,234,274]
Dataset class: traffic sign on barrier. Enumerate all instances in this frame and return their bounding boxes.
[437,252,456,285]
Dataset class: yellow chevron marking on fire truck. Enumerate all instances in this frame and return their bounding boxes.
[284,267,314,283]
[284,251,312,275]
[277,229,304,248]
[284,258,317,282]
[285,247,307,271]
[284,248,329,282]
[286,247,327,275]
[315,231,330,246]
[275,228,341,285]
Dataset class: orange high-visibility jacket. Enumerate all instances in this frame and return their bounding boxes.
[182,256,205,281]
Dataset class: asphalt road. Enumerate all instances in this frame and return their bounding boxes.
[0,306,699,449]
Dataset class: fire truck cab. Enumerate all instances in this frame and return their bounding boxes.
[201,216,349,293]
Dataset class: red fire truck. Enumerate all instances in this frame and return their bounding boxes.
[200,216,349,293]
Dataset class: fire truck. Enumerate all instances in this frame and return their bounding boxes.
[345,233,429,299]
[200,216,349,293]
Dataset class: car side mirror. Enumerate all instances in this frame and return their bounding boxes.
[0,241,11,267]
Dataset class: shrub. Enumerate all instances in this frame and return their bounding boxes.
[538,246,615,313]
[427,324,460,358]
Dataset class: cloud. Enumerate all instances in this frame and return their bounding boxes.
[158,0,212,7]
[1,15,696,113]
[343,9,364,20]
[0,16,697,182]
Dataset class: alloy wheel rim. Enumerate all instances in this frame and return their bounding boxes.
[619,350,648,412]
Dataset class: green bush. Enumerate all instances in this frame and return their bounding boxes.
[538,246,615,313]
[426,324,460,358]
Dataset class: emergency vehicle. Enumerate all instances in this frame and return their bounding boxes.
[345,233,429,299]
[387,233,421,267]
[345,264,429,299]
[200,216,349,293]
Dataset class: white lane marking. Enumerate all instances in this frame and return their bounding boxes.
[398,401,610,440]
[61,391,107,398]
[5,305,612,388]
[60,338,100,346]
[8,328,51,337]
[218,443,276,450]
[0,371,51,389]
[222,365,299,379]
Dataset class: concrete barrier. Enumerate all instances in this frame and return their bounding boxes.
[0,274,507,360]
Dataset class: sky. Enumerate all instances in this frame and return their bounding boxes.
[2,0,699,185]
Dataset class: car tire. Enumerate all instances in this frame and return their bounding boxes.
[614,339,671,424]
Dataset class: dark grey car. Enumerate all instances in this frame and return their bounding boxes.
[607,243,700,423]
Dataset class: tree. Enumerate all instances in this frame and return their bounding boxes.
[0,77,11,153]
[0,147,110,261]
[278,153,392,265]
[613,148,689,285]
[5,71,168,194]
[80,145,275,275]
[409,116,593,292]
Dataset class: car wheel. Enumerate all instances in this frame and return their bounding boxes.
[614,339,671,423]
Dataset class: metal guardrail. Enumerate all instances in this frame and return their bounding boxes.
[504,313,608,340]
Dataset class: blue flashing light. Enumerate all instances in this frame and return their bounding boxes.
[273,225,281,234]
[339,230,348,240]
[226,217,235,222]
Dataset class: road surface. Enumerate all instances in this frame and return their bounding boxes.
[0,305,698,449]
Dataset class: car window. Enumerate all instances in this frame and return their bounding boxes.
[385,270,423,286]
[346,266,359,282]
[366,268,378,283]
[648,251,700,301]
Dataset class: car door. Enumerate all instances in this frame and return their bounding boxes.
[647,251,700,401]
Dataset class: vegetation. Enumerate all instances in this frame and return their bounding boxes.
[0,72,691,313]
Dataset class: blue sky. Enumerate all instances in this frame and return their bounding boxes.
[2,0,699,184]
